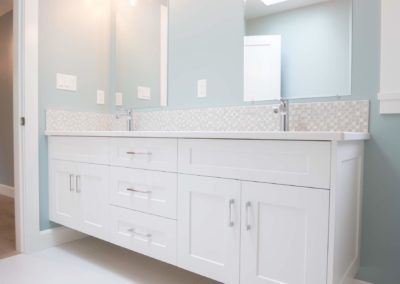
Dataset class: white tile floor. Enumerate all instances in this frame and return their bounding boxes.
[0,237,219,284]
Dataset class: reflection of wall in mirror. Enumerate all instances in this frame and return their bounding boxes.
[245,0,352,99]
[114,0,168,108]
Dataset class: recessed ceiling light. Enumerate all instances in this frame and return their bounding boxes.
[130,0,138,7]
[261,0,288,6]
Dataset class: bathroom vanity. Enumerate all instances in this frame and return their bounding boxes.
[46,131,369,284]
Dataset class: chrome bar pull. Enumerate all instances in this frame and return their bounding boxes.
[126,187,152,194]
[69,174,75,192]
[246,202,252,231]
[128,228,152,238]
[76,175,82,193]
[228,199,235,227]
[126,151,152,156]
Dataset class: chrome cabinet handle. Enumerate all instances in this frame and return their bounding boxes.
[126,151,152,156]
[69,174,75,192]
[246,202,252,231]
[126,188,152,194]
[128,228,152,238]
[76,175,81,193]
[229,199,235,227]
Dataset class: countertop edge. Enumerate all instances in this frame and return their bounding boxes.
[44,131,370,141]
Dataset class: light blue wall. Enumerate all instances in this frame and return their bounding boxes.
[38,1,400,283]
[39,0,111,229]
[0,11,14,187]
[246,0,352,99]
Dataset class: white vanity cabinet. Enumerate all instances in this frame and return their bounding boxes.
[47,133,367,284]
[177,175,241,284]
[49,160,109,240]
[240,182,329,284]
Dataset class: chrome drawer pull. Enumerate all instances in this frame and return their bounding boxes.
[229,199,235,227]
[128,228,152,238]
[76,175,81,193]
[69,174,75,192]
[126,188,152,194]
[246,202,252,231]
[126,151,152,156]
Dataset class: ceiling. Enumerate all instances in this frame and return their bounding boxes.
[245,0,331,20]
[0,0,13,17]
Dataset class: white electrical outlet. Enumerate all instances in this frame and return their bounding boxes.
[197,79,207,98]
[116,92,123,106]
[138,87,151,100]
[97,90,105,105]
[56,73,77,91]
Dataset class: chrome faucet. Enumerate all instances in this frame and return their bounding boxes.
[115,107,134,131]
[273,99,289,132]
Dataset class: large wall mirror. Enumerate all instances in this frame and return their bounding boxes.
[244,0,353,102]
[43,0,353,111]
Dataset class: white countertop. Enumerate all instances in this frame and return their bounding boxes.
[45,131,370,141]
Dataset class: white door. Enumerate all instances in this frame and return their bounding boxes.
[178,175,241,284]
[244,35,282,102]
[76,163,109,240]
[241,182,329,284]
[49,160,79,229]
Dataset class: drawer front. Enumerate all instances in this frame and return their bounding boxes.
[109,167,177,219]
[178,139,331,189]
[108,206,177,265]
[109,138,177,172]
[49,136,109,164]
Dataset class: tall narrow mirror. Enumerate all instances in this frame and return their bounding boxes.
[113,0,169,108]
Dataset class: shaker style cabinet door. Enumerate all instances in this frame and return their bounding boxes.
[241,182,329,284]
[177,175,241,284]
[76,163,109,240]
[49,160,109,240]
[49,160,79,229]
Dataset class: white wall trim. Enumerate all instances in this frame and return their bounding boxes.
[0,184,14,198]
[378,92,400,114]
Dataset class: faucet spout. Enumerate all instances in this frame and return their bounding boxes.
[116,107,134,131]
[273,99,289,132]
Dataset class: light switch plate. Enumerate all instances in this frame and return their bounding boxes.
[56,73,77,91]
[197,79,207,98]
[97,90,105,105]
[115,92,123,106]
[138,87,151,100]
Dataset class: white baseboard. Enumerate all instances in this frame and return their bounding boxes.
[354,280,374,284]
[37,226,87,251]
[0,184,14,198]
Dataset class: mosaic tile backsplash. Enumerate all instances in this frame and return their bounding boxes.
[46,100,370,133]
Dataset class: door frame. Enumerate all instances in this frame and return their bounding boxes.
[13,0,42,253]
[13,0,84,253]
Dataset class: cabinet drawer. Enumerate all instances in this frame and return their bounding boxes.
[108,206,177,265]
[49,136,109,164]
[109,167,177,219]
[109,138,177,172]
[179,139,331,189]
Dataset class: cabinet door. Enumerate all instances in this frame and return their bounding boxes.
[49,160,79,229]
[178,175,240,284]
[76,163,109,240]
[241,182,329,284]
